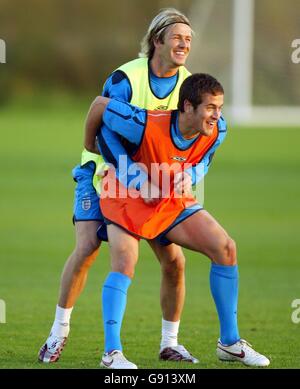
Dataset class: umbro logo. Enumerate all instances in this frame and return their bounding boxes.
[170,156,187,162]
[155,105,168,110]
[106,320,117,325]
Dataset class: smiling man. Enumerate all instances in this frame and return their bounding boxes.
[97,75,225,242]
[86,73,270,368]
[150,21,191,73]
[39,8,200,368]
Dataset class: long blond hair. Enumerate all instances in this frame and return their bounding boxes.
[139,8,192,59]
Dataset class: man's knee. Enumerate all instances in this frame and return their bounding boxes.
[75,237,100,266]
[111,245,137,279]
[215,237,237,266]
[75,237,100,258]
[161,249,186,284]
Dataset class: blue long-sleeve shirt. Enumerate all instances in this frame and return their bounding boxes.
[100,69,182,187]
[97,99,227,189]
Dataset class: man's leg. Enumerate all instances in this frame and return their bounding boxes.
[58,221,101,308]
[148,241,199,363]
[148,242,185,323]
[39,161,104,363]
[166,210,270,367]
[166,210,239,342]
[38,220,101,363]
[100,224,138,369]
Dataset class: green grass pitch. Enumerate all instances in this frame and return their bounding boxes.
[0,101,299,369]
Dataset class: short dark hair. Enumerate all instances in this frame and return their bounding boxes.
[178,73,224,112]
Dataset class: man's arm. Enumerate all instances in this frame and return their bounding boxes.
[83,71,131,154]
[98,99,160,204]
[84,96,111,154]
[97,99,149,191]
[84,95,147,188]
[101,71,146,186]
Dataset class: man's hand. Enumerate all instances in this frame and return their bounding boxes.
[140,180,161,205]
[96,164,108,178]
[174,171,192,197]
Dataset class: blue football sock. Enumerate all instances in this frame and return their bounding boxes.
[102,272,131,353]
[210,263,240,345]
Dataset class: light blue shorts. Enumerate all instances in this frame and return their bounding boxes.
[72,161,103,223]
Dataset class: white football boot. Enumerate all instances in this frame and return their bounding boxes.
[217,339,270,367]
[38,333,67,363]
[100,350,138,369]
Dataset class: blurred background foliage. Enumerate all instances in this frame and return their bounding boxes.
[0,0,299,105]
[0,1,299,368]
[0,0,192,102]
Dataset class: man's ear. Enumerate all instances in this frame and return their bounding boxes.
[184,99,193,113]
[153,38,161,49]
